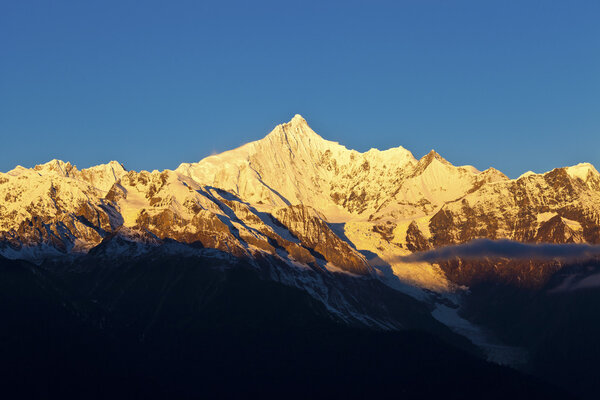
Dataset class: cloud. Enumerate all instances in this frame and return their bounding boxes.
[397,239,600,263]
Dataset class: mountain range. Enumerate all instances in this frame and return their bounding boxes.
[2,115,600,398]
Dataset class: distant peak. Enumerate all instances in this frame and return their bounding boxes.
[480,167,505,176]
[268,114,321,141]
[87,160,126,171]
[421,149,448,165]
[290,114,307,124]
[518,171,536,180]
[569,162,597,171]
[565,162,599,181]
[36,159,69,168]
[34,159,77,177]
[279,114,309,130]
[479,167,509,181]
[410,150,454,176]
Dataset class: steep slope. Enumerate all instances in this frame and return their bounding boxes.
[172,115,599,292]
[0,160,123,257]
[404,166,600,251]
[175,114,494,220]
[0,157,373,286]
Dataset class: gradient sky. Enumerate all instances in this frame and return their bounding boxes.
[1,0,598,178]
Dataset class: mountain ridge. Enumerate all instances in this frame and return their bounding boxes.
[2,115,599,273]
[2,114,595,187]
[2,115,600,293]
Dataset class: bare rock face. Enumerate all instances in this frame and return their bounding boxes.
[437,257,564,289]
[401,164,600,254]
[535,215,584,243]
[405,221,431,252]
[0,162,331,270]
[274,205,371,275]
[0,166,118,255]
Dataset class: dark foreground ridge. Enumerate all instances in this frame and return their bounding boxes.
[0,252,566,400]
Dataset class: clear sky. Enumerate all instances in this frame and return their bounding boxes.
[1,0,598,178]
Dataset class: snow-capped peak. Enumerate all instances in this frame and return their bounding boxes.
[518,171,537,180]
[267,113,321,141]
[363,146,417,167]
[4,165,30,177]
[175,115,499,219]
[274,114,309,130]
[80,161,127,193]
[290,113,307,124]
[411,150,452,176]
[82,160,126,176]
[34,159,76,177]
[0,159,127,195]
[565,162,599,182]
[422,150,450,164]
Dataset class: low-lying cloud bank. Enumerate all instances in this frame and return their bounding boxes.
[398,239,600,263]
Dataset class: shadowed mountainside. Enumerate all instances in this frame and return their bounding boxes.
[0,254,567,400]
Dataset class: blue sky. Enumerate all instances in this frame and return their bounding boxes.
[1,0,598,177]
